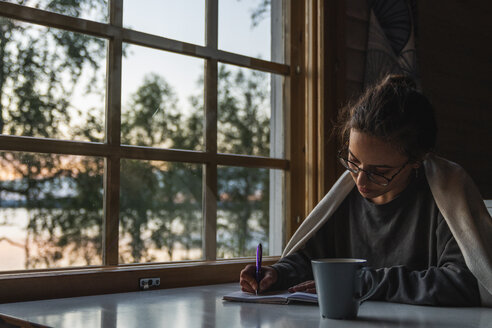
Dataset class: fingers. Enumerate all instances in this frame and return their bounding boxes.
[239,265,278,294]
[288,280,316,293]
[240,280,256,293]
[239,264,258,293]
[259,267,277,292]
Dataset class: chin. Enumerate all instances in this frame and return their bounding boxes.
[357,188,382,199]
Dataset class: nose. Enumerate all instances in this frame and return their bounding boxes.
[356,170,370,186]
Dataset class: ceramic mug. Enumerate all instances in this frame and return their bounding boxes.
[311,258,377,320]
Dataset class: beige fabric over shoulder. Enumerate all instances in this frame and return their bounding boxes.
[281,154,492,306]
[281,170,354,257]
[424,154,492,306]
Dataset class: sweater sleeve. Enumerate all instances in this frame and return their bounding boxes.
[362,214,481,306]
[270,222,335,291]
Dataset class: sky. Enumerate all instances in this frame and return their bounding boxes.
[2,0,274,138]
[121,0,272,116]
[0,0,276,270]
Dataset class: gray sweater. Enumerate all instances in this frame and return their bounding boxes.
[271,171,481,306]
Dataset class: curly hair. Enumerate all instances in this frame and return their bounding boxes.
[336,74,437,160]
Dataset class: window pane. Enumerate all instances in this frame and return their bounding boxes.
[217,64,273,157]
[217,166,282,259]
[0,151,104,271]
[2,0,108,22]
[121,45,204,150]
[0,18,106,142]
[119,160,203,264]
[123,0,205,46]
[219,0,271,61]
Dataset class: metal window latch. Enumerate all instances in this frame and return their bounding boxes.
[139,278,161,290]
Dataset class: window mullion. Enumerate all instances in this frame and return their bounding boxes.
[203,0,218,261]
[103,0,123,266]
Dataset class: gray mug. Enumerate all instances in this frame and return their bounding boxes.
[311,258,377,320]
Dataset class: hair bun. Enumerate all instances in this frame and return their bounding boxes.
[385,74,417,90]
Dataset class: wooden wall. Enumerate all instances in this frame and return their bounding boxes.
[344,0,369,101]
[322,0,369,193]
[335,0,492,198]
[418,1,492,198]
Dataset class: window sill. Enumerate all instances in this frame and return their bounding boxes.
[0,256,280,304]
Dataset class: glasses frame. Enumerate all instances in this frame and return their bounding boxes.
[337,149,411,186]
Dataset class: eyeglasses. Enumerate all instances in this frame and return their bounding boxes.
[337,149,410,186]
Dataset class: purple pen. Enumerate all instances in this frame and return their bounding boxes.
[256,243,262,294]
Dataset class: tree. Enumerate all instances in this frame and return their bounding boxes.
[216,65,270,258]
[119,74,202,263]
[0,0,107,268]
[0,0,273,268]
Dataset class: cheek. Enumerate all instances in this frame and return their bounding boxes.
[393,167,413,185]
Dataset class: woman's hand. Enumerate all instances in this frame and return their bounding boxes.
[288,280,316,294]
[239,264,278,294]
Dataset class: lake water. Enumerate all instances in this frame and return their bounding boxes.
[0,208,29,270]
[0,207,269,271]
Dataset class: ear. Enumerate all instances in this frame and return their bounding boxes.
[411,160,422,169]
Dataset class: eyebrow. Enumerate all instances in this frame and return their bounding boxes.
[348,149,395,169]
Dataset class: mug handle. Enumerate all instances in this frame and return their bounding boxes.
[355,267,378,303]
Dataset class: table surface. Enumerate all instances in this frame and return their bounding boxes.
[0,283,491,328]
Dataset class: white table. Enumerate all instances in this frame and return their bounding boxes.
[0,283,491,327]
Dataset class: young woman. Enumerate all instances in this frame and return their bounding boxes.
[239,75,492,306]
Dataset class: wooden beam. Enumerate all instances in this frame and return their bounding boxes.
[203,0,219,261]
[286,0,306,240]
[103,0,124,266]
[0,258,279,303]
[0,135,288,169]
[316,0,326,200]
[0,1,119,38]
[0,2,288,76]
[305,0,319,213]
[216,153,288,170]
[323,0,347,189]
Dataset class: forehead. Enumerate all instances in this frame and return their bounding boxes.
[348,130,407,166]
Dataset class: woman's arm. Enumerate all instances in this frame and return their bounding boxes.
[270,222,335,291]
[361,216,481,306]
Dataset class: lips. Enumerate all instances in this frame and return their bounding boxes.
[358,187,371,194]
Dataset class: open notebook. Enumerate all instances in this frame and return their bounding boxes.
[223,290,318,305]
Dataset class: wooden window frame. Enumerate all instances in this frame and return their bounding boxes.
[0,0,340,303]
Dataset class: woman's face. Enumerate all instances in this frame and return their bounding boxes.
[348,129,419,205]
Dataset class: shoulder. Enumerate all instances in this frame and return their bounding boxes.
[423,153,485,213]
[423,153,472,187]
[424,153,464,174]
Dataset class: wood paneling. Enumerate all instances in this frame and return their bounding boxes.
[323,0,348,190]
[344,1,368,101]
[418,1,492,198]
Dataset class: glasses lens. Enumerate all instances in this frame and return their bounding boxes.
[338,151,391,186]
[367,173,389,186]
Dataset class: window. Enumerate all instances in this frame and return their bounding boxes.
[0,0,312,301]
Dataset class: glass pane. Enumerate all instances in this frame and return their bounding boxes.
[217,64,272,157]
[219,0,271,61]
[123,0,205,46]
[121,45,204,150]
[119,160,203,264]
[0,151,104,271]
[217,166,278,259]
[2,0,108,22]
[0,18,106,142]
